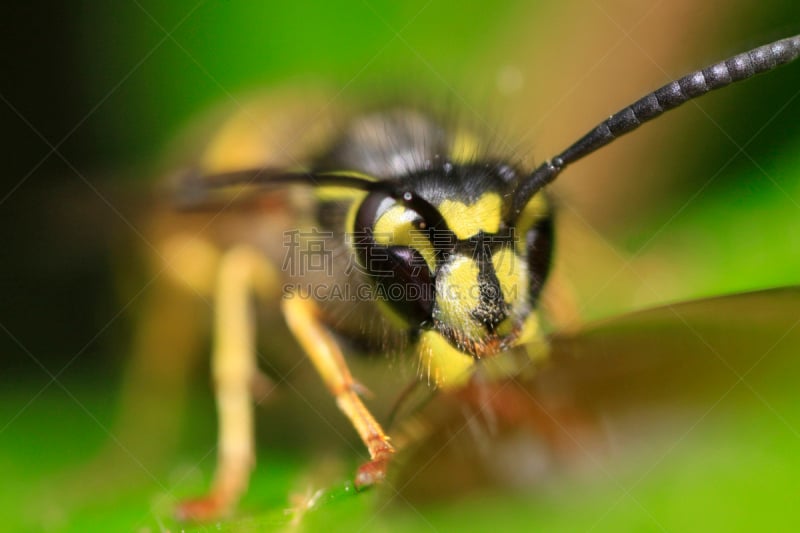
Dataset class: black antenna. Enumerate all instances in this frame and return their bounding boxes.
[195,167,379,190]
[512,34,800,218]
[172,167,382,209]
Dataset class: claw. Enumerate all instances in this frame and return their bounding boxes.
[354,454,391,489]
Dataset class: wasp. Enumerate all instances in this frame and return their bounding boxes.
[165,35,800,521]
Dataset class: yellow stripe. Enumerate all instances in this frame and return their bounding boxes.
[492,247,528,311]
[439,193,502,240]
[434,256,484,340]
[418,329,474,389]
[373,205,436,271]
[515,194,548,254]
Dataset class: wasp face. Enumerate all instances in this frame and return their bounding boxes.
[353,162,553,357]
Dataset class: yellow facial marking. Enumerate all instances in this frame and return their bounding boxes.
[373,205,416,238]
[517,313,549,369]
[515,312,544,352]
[439,193,502,240]
[492,247,528,311]
[435,256,483,340]
[372,205,436,270]
[419,329,474,389]
[515,193,548,254]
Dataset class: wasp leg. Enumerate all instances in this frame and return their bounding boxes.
[281,295,395,489]
[177,246,277,522]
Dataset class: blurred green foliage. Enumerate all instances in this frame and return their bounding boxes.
[5,345,800,532]
[2,1,800,531]
[81,0,524,166]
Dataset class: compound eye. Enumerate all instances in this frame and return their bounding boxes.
[369,246,434,324]
[354,190,438,266]
[525,216,554,304]
[354,190,396,237]
[353,191,437,325]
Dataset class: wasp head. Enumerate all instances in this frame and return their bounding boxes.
[353,162,553,358]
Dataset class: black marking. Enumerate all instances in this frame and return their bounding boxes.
[372,246,435,325]
[470,237,511,333]
[526,215,554,305]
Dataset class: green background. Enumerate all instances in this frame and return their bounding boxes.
[1,1,799,531]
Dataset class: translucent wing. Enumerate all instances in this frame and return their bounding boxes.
[392,287,800,500]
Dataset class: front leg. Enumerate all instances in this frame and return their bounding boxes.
[281,295,395,488]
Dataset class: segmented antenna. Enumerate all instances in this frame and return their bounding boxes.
[512,34,800,217]
[172,167,382,210]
